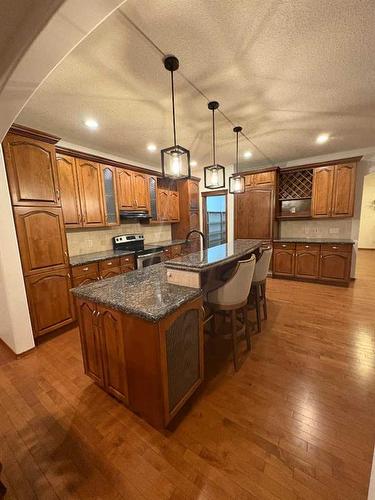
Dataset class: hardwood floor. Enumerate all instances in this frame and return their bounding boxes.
[1,250,374,499]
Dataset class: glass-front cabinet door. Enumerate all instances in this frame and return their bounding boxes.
[102,165,119,226]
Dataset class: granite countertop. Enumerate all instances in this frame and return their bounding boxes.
[273,238,355,244]
[148,239,187,248]
[164,239,262,272]
[70,249,135,267]
[71,263,202,322]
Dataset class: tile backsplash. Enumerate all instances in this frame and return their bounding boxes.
[67,222,172,256]
[280,219,353,239]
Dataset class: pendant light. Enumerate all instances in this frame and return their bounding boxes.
[203,101,225,189]
[161,55,191,179]
[229,126,245,194]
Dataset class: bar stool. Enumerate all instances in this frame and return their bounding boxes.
[205,255,256,371]
[249,247,272,333]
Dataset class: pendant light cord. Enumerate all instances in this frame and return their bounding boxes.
[212,108,216,165]
[171,70,177,147]
[120,11,275,165]
[236,130,239,174]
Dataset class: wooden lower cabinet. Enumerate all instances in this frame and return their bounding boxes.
[25,267,75,337]
[273,242,353,285]
[100,268,121,279]
[319,252,351,282]
[73,272,99,287]
[76,297,203,429]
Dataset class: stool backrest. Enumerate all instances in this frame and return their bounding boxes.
[253,247,272,283]
[207,254,256,306]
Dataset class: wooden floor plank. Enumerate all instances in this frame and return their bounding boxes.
[0,250,374,499]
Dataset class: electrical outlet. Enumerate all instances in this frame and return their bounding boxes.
[87,239,93,248]
[311,227,318,234]
[329,227,339,234]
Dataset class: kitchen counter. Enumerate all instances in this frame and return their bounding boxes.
[71,263,201,322]
[164,239,262,272]
[273,238,355,244]
[148,239,187,248]
[69,249,135,267]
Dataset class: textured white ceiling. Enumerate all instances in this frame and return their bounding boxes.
[18,0,375,171]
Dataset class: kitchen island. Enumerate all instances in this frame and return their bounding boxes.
[71,239,262,428]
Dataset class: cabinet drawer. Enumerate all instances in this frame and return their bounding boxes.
[72,272,99,287]
[321,243,353,253]
[121,265,134,274]
[72,262,99,278]
[100,267,121,279]
[99,257,120,271]
[273,242,295,250]
[296,243,320,252]
[120,254,135,267]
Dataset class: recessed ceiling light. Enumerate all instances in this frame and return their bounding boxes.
[147,143,157,152]
[190,160,197,167]
[316,133,329,144]
[84,118,99,130]
[243,151,252,159]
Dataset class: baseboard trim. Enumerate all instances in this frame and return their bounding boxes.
[0,337,35,359]
[358,248,375,251]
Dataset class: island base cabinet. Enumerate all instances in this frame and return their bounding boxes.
[76,297,203,429]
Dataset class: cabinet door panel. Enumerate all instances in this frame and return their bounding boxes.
[77,300,104,385]
[100,268,121,279]
[14,207,68,275]
[331,164,356,217]
[102,165,119,225]
[295,251,319,279]
[76,159,105,226]
[252,171,275,186]
[3,134,60,206]
[169,191,180,221]
[319,252,351,281]
[100,308,128,403]
[56,154,82,227]
[117,169,134,210]
[158,189,170,221]
[312,166,334,217]
[133,172,149,210]
[25,268,74,337]
[235,188,274,240]
[273,249,295,276]
[189,210,200,231]
[188,180,200,210]
[72,272,99,287]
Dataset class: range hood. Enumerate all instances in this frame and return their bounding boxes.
[119,210,151,220]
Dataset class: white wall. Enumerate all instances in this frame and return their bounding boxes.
[358,173,375,249]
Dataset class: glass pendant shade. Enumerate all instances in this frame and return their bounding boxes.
[161,56,191,180]
[229,174,245,193]
[204,164,225,189]
[161,145,191,179]
[229,125,245,194]
[204,101,226,189]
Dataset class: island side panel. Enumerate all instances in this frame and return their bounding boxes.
[159,296,204,425]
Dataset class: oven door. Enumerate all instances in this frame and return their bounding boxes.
[137,251,163,269]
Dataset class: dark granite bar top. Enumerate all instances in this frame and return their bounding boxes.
[164,239,262,272]
[70,249,135,267]
[71,263,201,322]
[273,238,355,244]
[148,239,186,248]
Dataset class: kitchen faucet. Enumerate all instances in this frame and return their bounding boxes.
[185,230,206,250]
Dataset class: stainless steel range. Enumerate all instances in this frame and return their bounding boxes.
[112,234,164,269]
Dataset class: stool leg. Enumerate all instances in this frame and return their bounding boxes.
[210,311,217,336]
[255,284,262,333]
[231,309,239,371]
[261,282,268,320]
[243,305,251,351]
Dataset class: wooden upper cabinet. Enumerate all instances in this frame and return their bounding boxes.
[14,206,68,275]
[158,189,170,221]
[117,169,134,210]
[3,133,60,206]
[101,164,119,226]
[76,159,105,226]
[312,163,356,218]
[312,166,334,217]
[245,171,276,187]
[188,180,200,210]
[133,172,149,210]
[331,163,356,217]
[56,154,82,227]
[25,267,75,337]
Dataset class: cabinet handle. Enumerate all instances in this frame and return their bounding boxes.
[64,250,68,256]
[96,276,100,280]
[67,273,71,279]
[305,245,309,248]
[92,309,96,316]
[282,244,286,248]
[107,262,112,266]
[332,246,338,249]
[83,267,89,271]
[96,311,101,317]
[56,188,60,200]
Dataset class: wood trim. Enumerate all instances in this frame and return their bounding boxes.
[201,189,227,197]
[240,166,279,175]
[280,156,363,173]
[0,336,36,359]
[202,189,228,244]
[10,124,60,144]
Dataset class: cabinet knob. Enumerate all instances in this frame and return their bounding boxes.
[305,245,309,248]
[83,267,89,271]
[96,276,100,280]
[107,262,112,266]
[332,246,338,249]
